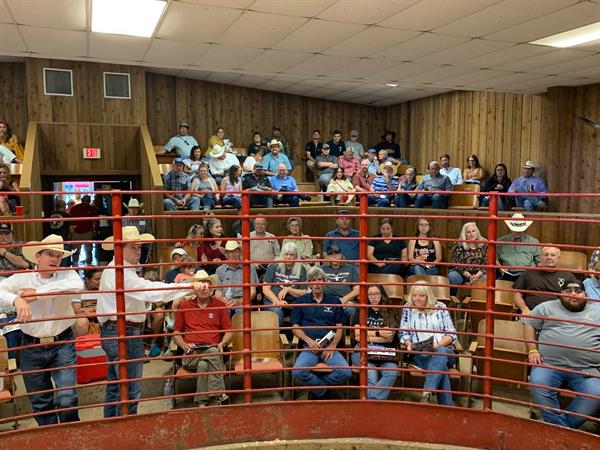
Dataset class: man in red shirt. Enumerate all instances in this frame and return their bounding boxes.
[173,270,233,407]
[68,194,98,265]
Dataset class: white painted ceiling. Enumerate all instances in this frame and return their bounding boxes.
[1,0,600,106]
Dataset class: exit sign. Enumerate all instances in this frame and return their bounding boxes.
[83,148,101,159]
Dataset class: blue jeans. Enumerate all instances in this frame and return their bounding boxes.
[447,271,486,295]
[530,366,600,428]
[198,195,216,210]
[415,193,448,209]
[20,328,79,426]
[351,349,398,400]
[0,314,22,358]
[274,195,300,207]
[292,349,352,397]
[372,195,393,207]
[412,346,456,405]
[163,196,201,211]
[480,195,506,211]
[263,299,285,326]
[515,195,545,211]
[221,195,241,209]
[101,322,144,417]
[395,193,415,208]
[250,194,274,208]
[409,265,439,276]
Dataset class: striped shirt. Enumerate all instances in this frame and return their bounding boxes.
[371,175,398,194]
[398,302,456,347]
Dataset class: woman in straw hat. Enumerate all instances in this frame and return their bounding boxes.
[96,226,208,417]
[0,234,83,426]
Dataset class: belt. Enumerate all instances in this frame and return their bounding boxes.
[23,327,73,345]
[103,320,145,329]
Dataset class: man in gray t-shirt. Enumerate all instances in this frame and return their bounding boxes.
[523,281,600,429]
[321,245,359,322]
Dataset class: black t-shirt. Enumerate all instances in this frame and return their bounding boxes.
[513,269,578,309]
[326,140,346,157]
[305,141,323,159]
[368,234,406,261]
[242,173,272,191]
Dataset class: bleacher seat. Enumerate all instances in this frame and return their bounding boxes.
[449,184,480,209]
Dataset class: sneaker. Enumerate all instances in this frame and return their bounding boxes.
[421,392,433,403]
[148,343,161,358]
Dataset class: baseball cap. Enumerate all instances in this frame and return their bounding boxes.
[171,248,187,259]
[0,223,13,232]
[173,157,184,164]
[178,121,190,128]
[338,209,351,215]
[254,163,264,170]
[562,280,584,292]
[350,130,359,137]
[322,143,330,149]
[327,244,342,255]
[367,147,377,153]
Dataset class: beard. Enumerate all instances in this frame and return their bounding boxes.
[560,297,587,312]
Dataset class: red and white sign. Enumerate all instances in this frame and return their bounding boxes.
[83,148,101,159]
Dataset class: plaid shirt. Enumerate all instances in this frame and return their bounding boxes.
[399,302,456,347]
[163,170,192,199]
[337,156,361,177]
[250,231,280,265]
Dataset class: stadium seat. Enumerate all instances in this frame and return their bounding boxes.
[449,184,480,210]
[366,274,404,304]
[556,250,587,273]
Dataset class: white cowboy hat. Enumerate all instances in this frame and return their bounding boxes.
[102,226,155,251]
[209,144,226,158]
[123,198,143,209]
[522,160,538,169]
[22,234,75,264]
[267,139,281,149]
[171,248,188,259]
[224,240,241,251]
[192,269,219,286]
[505,213,533,232]
[378,161,397,176]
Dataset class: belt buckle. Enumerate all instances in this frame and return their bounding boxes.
[39,337,54,345]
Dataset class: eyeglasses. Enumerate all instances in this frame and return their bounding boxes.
[368,292,381,297]
[562,288,583,294]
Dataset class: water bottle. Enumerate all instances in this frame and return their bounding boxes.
[164,377,174,408]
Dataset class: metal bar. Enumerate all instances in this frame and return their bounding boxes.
[241,191,253,403]
[483,193,498,410]
[358,193,369,400]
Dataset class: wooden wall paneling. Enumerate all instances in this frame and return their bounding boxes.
[0,63,28,140]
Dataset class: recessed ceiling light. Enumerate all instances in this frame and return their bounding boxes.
[92,0,166,38]
[530,22,600,48]
[386,83,398,87]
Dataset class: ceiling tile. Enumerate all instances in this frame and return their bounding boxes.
[283,54,359,76]
[324,26,420,58]
[402,65,477,84]
[256,79,296,92]
[459,43,554,68]
[20,26,87,57]
[380,0,497,31]
[557,65,600,78]
[195,44,263,69]
[532,54,600,76]
[498,48,594,71]
[416,39,512,64]
[7,0,86,30]
[374,33,469,61]
[232,74,271,88]
[240,49,313,73]
[326,58,400,79]
[0,2,13,24]
[0,24,27,52]
[89,34,149,61]
[147,67,182,76]
[440,69,514,87]
[144,39,211,65]
[157,3,242,43]
[486,1,600,43]
[435,0,578,38]
[327,80,363,90]
[496,75,573,91]
[177,69,211,80]
[347,84,390,96]
[217,11,307,48]
[350,94,385,105]
[250,0,336,17]
[280,84,320,95]
[272,19,366,53]
[363,61,440,82]
[467,71,544,90]
[305,87,340,98]
[317,0,418,25]
[205,71,241,84]
[183,0,254,7]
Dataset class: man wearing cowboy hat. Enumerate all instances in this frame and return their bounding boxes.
[508,160,548,211]
[374,130,404,162]
[262,139,292,175]
[415,161,453,209]
[0,234,83,426]
[496,213,541,281]
[207,144,240,184]
[157,121,199,158]
[163,157,201,211]
[215,241,258,315]
[173,270,233,407]
[123,198,153,264]
[263,126,290,158]
[370,161,398,207]
[97,226,209,417]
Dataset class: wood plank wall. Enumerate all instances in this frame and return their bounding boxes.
[145,73,386,162]
[0,63,28,141]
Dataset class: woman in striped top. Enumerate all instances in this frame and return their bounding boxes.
[399,281,457,405]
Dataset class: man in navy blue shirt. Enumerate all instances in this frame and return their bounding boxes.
[326,130,346,158]
[374,130,404,162]
[291,267,351,399]
[323,210,360,262]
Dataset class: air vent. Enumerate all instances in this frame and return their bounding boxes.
[104,72,131,99]
[43,68,73,96]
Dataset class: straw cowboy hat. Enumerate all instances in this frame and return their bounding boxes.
[209,144,226,158]
[505,213,533,232]
[192,269,219,286]
[379,161,397,176]
[102,226,155,251]
[22,234,75,264]
[224,240,241,251]
[522,160,538,169]
[123,198,143,209]
[267,139,281,149]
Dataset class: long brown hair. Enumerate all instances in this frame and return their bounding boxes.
[367,284,399,328]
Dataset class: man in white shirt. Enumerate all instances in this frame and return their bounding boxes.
[207,144,240,184]
[97,226,208,417]
[439,153,464,185]
[158,121,199,159]
[0,234,83,426]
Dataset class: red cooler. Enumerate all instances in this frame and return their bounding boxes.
[76,333,108,384]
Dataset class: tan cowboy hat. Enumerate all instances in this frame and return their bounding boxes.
[522,160,538,169]
[505,213,533,232]
[192,269,219,285]
[209,144,226,158]
[102,226,155,251]
[123,198,143,209]
[378,161,397,176]
[23,234,75,264]
[267,139,281,149]
[224,240,241,251]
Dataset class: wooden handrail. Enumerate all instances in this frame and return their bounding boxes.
[140,124,163,188]
[20,121,37,190]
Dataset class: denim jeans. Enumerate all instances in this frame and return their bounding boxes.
[164,196,201,211]
[395,193,415,208]
[221,195,241,209]
[351,349,398,400]
[262,299,285,326]
[480,196,506,211]
[515,195,545,211]
[292,348,352,397]
[409,265,439,276]
[20,328,79,426]
[0,314,22,358]
[250,194,274,208]
[274,195,300,207]
[530,366,600,428]
[101,322,144,417]
[415,193,448,209]
[447,271,486,296]
[411,346,456,405]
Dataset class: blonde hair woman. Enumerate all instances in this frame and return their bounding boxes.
[447,222,487,295]
[399,281,457,405]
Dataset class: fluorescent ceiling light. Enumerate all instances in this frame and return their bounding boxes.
[531,22,600,48]
[386,83,398,87]
[92,0,166,38]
